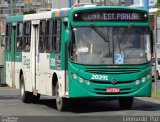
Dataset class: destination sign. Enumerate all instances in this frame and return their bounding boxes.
[73,10,148,22]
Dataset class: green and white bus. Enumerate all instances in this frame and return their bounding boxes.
[4,5,152,111]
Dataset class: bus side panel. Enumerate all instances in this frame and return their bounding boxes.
[36,53,50,94]
[43,73,53,96]
[50,53,66,97]
[14,51,22,89]
[21,52,32,92]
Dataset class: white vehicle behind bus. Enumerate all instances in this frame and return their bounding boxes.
[152,43,160,80]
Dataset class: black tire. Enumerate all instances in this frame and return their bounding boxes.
[118,97,133,110]
[20,74,32,103]
[32,93,40,103]
[55,83,67,111]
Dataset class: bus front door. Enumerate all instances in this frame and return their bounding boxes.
[31,21,39,95]
[6,24,16,87]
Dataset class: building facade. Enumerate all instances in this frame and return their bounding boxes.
[0,0,52,46]
[51,0,134,8]
[51,0,68,8]
[75,0,134,6]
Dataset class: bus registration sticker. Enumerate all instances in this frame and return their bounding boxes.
[114,54,123,64]
[106,88,120,93]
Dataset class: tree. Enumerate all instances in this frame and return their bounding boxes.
[156,0,160,7]
[23,10,36,15]
[155,0,160,16]
[156,10,160,16]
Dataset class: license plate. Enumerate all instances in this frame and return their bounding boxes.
[106,88,120,93]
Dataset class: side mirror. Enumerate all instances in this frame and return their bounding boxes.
[64,28,71,45]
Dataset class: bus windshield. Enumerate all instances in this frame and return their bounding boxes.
[71,26,150,65]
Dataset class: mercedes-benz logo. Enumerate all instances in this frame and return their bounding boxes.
[111,78,116,84]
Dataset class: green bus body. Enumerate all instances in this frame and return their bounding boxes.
[67,6,151,97]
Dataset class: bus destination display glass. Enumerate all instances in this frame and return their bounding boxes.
[73,10,148,22]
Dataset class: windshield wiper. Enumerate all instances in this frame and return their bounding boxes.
[116,24,133,53]
[118,24,133,43]
[90,24,109,42]
[90,24,111,53]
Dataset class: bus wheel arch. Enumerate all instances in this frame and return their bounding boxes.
[52,73,67,111]
[19,69,24,90]
[19,69,23,85]
[52,73,58,96]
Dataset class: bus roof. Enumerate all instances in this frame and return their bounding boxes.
[51,8,70,17]
[5,6,148,23]
[6,8,70,23]
[24,11,52,21]
[70,6,148,12]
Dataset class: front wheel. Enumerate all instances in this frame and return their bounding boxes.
[32,93,40,103]
[118,97,133,110]
[55,83,67,111]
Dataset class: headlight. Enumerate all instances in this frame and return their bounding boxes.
[79,78,83,83]
[135,80,140,85]
[86,81,91,85]
[71,72,77,79]
[142,77,146,83]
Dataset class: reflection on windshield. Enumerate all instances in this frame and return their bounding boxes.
[71,26,150,65]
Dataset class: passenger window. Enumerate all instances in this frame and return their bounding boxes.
[23,22,31,51]
[46,20,52,52]
[45,19,61,52]
[39,20,46,53]
[52,19,61,52]
[5,24,11,51]
[16,23,23,51]
[55,20,61,52]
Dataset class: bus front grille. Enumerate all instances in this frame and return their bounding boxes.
[90,80,135,85]
[95,92,130,95]
[85,68,140,74]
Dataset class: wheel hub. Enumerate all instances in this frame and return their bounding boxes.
[21,84,24,97]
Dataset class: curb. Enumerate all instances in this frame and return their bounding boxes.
[136,97,160,104]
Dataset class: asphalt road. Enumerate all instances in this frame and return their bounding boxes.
[0,87,160,117]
